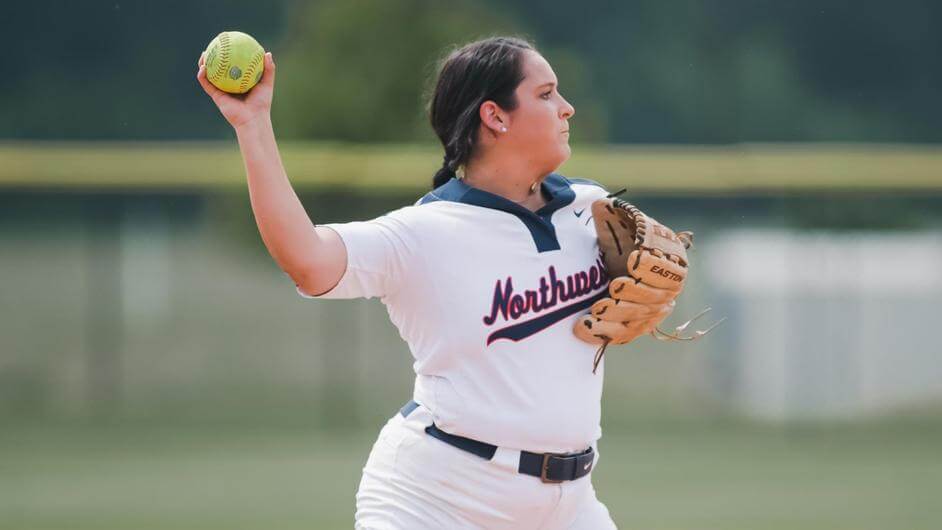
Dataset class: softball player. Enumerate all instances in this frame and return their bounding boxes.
[198,36,674,529]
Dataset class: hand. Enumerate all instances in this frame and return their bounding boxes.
[590,297,675,336]
[196,51,276,130]
[574,272,680,344]
[575,295,676,347]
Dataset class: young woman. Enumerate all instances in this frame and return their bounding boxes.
[198,36,672,529]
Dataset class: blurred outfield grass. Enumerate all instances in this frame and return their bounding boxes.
[2,420,941,530]
[1,142,941,192]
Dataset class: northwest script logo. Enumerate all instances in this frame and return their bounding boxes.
[481,260,609,345]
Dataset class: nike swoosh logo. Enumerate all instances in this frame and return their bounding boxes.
[583,462,592,470]
[574,208,586,218]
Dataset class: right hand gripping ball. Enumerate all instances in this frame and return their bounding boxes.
[204,31,265,94]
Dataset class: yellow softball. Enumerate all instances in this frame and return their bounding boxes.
[203,31,265,94]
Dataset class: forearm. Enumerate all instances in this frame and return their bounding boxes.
[234,116,324,281]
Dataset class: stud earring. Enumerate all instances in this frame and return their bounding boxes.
[500,126,507,132]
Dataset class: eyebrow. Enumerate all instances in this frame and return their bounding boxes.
[536,81,557,90]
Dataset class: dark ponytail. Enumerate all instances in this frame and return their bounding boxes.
[431,155,459,188]
[428,36,535,189]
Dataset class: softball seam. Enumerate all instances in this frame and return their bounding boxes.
[209,33,231,84]
[240,51,264,92]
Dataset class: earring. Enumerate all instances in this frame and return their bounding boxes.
[500,126,507,132]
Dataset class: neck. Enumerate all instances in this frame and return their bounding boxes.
[462,158,545,205]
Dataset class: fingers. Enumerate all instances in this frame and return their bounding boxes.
[589,295,674,324]
[574,298,675,346]
[573,316,606,345]
[644,301,676,329]
[196,65,227,100]
[627,249,687,290]
[590,298,659,322]
[607,319,649,344]
[609,276,677,305]
[198,51,206,68]
[258,52,275,87]
[573,316,648,346]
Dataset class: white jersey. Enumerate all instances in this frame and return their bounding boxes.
[299,173,611,453]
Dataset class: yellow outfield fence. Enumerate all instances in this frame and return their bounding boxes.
[1,141,940,192]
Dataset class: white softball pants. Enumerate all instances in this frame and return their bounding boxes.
[354,403,617,529]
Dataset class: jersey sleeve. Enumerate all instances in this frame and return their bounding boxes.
[295,206,419,300]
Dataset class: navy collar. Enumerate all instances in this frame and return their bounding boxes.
[420,173,576,252]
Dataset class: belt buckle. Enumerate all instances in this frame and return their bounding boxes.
[540,453,565,484]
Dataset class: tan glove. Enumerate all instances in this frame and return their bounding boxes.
[574,195,694,372]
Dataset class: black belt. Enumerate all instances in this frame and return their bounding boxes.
[398,400,594,483]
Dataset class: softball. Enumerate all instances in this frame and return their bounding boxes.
[203,31,265,94]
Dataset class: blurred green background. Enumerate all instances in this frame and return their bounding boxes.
[2,1,942,529]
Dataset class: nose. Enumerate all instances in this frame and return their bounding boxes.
[560,96,575,120]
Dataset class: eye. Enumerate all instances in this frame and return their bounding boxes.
[540,91,552,100]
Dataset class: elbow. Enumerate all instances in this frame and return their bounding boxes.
[289,260,342,297]
[282,227,347,296]
[290,268,326,297]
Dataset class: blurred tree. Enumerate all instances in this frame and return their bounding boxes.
[273,0,520,142]
[493,0,942,142]
[0,0,287,140]
[2,0,940,143]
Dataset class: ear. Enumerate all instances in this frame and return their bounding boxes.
[479,100,508,136]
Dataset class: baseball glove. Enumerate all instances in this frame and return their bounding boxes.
[574,192,719,373]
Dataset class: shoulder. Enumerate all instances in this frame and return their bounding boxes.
[415,177,470,206]
[550,174,607,196]
[550,173,610,202]
[375,196,461,231]
[416,173,609,207]
[559,175,607,191]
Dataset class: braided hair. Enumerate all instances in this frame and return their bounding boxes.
[428,37,535,189]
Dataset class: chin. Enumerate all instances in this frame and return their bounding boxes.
[537,144,571,174]
[555,146,572,167]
